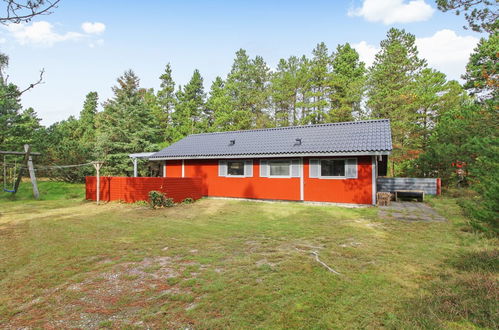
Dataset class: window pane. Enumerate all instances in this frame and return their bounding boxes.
[320,159,345,177]
[270,161,290,176]
[227,161,244,176]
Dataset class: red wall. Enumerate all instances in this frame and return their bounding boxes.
[165,156,374,204]
[303,156,373,204]
[85,177,203,203]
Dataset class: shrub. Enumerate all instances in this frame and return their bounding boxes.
[148,191,175,209]
[182,197,195,204]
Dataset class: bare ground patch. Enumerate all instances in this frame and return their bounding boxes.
[6,256,205,329]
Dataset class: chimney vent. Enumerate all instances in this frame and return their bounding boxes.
[295,138,302,145]
[229,139,235,146]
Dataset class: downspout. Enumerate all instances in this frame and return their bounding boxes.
[300,157,304,201]
[372,156,377,205]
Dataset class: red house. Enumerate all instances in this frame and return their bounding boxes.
[150,119,392,205]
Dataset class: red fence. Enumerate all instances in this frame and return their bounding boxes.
[85,177,203,203]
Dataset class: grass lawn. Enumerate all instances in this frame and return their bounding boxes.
[0,182,497,328]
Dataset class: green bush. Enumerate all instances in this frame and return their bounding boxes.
[182,197,195,204]
[148,191,175,209]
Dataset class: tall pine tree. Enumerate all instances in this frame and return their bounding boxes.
[171,69,206,141]
[367,28,427,173]
[96,70,160,176]
[225,49,271,129]
[155,63,176,143]
[328,43,366,122]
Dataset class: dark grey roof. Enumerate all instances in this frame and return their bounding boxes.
[150,119,392,159]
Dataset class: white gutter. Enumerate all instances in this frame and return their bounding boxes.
[149,151,391,161]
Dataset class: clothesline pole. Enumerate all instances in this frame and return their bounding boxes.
[92,161,104,205]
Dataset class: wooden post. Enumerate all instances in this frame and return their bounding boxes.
[12,145,31,194]
[133,158,138,177]
[25,144,39,199]
[92,161,103,205]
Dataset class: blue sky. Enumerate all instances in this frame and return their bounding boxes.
[0,0,484,125]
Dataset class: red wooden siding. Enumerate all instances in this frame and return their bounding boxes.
[185,159,301,201]
[165,156,374,204]
[85,177,203,203]
[303,156,373,204]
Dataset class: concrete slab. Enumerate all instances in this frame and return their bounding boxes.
[378,202,446,222]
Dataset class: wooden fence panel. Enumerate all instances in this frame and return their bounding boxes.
[376,177,441,195]
[85,177,203,203]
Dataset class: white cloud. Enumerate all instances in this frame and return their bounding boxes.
[352,41,379,67]
[89,38,104,48]
[81,22,106,35]
[349,0,435,24]
[6,21,83,46]
[415,29,479,79]
[0,37,5,44]
[353,29,480,80]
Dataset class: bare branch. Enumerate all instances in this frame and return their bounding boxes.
[2,68,44,97]
[0,0,61,24]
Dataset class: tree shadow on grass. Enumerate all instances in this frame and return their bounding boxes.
[395,249,498,329]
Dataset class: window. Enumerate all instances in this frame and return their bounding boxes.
[227,160,245,176]
[269,160,291,176]
[321,159,346,177]
[309,158,357,179]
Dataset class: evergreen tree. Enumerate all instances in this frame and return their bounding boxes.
[155,63,176,143]
[303,42,331,124]
[413,69,467,150]
[328,43,366,122]
[225,49,271,129]
[77,91,98,144]
[96,70,160,176]
[271,57,297,126]
[0,52,43,151]
[207,76,249,131]
[171,69,206,141]
[462,33,498,101]
[367,28,427,172]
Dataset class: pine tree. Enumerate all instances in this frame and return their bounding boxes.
[328,43,366,122]
[207,76,248,131]
[155,63,176,143]
[412,69,468,151]
[0,52,43,151]
[462,33,498,102]
[303,42,331,124]
[270,56,309,126]
[367,28,427,172]
[171,69,206,141]
[225,49,271,129]
[77,91,98,144]
[96,70,160,176]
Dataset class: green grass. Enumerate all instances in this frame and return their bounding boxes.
[0,182,497,328]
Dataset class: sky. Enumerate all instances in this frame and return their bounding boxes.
[0,0,485,126]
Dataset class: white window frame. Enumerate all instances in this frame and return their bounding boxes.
[226,159,246,177]
[314,158,357,180]
[268,159,292,178]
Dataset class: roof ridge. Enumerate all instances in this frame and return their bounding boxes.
[190,119,390,137]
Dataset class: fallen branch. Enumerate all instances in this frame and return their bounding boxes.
[311,251,341,275]
[295,247,341,275]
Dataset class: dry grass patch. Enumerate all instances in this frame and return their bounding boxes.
[0,183,497,328]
